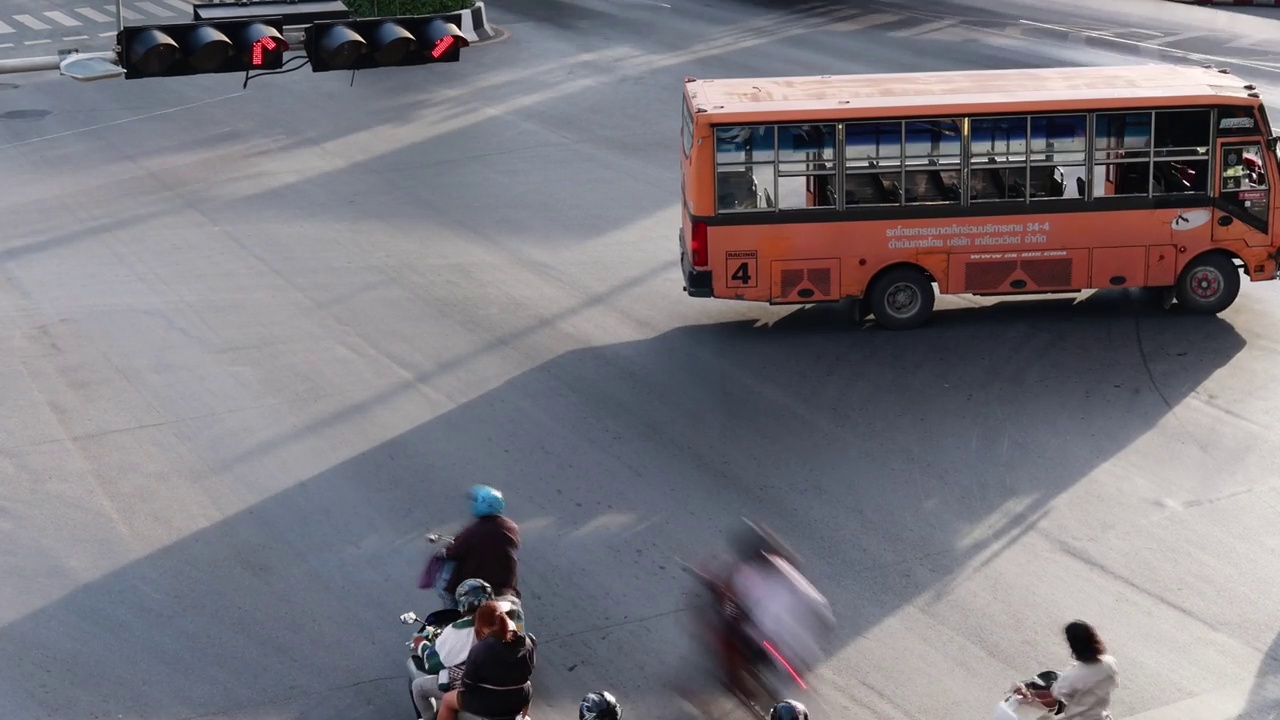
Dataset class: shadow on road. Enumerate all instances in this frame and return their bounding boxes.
[0,289,1247,719]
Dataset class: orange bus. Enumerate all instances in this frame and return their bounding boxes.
[676,64,1280,329]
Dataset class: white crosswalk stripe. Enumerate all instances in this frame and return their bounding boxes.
[107,5,145,19]
[0,19,14,34]
[44,11,83,26]
[163,0,191,10]
[75,7,114,22]
[135,1,177,16]
[13,14,51,29]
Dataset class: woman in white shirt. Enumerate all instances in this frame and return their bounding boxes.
[1019,620,1119,720]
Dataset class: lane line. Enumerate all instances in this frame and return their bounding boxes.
[0,91,249,152]
[1020,19,1280,73]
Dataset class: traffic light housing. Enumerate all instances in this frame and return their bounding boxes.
[303,15,469,72]
[117,18,288,79]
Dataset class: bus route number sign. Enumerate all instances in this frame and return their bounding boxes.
[726,250,758,288]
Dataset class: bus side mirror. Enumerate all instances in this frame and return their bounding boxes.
[1267,137,1278,153]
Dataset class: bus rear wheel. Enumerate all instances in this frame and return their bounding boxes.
[869,267,935,330]
[1175,253,1240,315]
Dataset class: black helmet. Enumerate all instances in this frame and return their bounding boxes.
[579,691,621,720]
[770,700,809,720]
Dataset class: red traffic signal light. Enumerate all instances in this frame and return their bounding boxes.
[303,15,469,72]
[117,18,288,79]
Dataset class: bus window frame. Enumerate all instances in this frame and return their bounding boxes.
[704,103,1263,219]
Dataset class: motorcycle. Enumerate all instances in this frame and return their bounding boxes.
[676,559,813,720]
[993,670,1066,720]
[398,605,533,720]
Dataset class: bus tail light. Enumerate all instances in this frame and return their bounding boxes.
[691,221,709,267]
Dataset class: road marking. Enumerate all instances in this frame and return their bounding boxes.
[0,20,13,34]
[0,42,12,48]
[889,19,958,37]
[98,31,114,36]
[75,7,114,22]
[827,12,901,32]
[0,91,249,152]
[63,34,90,40]
[163,0,191,10]
[135,1,176,16]
[13,14,51,29]
[1148,30,1219,46]
[44,10,82,26]
[1020,19,1280,74]
[107,5,144,19]
[23,39,51,44]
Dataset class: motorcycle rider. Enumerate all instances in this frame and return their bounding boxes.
[579,691,622,720]
[713,519,834,697]
[411,579,525,720]
[441,485,522,601]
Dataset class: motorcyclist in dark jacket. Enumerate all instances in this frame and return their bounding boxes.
[443,485,521,599]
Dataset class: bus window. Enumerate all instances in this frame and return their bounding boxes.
[903,120,962,204]
[1029,114,1087,199]
[681,100,694,158]
[971,116,1029,202]
[1220,143,1269,225]
[1153,109,1211,195]
[777,124,837,210]
[715,125,777,212]
[1095,112,1153,197]
[844,121,904,206]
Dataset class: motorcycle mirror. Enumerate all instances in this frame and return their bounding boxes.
[426,533,442,543]
[399,612,420,625]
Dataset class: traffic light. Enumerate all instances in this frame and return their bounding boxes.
[303,15,469,72]
[117,18,288,79]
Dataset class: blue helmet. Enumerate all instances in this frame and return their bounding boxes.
[469,485,505,517]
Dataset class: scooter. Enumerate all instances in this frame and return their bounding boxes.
[676,560,812,720]
[398,606,533,720]
[993,670,1067,720]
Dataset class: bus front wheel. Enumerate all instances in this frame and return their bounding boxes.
[869,267,935,330]
[1175,253,1240,315]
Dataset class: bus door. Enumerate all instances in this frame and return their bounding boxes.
[1213,139,1272,248]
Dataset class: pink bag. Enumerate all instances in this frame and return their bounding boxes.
[419,553,448,589]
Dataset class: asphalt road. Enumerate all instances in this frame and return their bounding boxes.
[2,0,1280,719]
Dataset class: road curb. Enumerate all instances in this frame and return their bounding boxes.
[461,2,495,43]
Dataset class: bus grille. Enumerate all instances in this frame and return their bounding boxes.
[1020,259,1073,288]
[965,261,1017,292]
[780,268,832,298]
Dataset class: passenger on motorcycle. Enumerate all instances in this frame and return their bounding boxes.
[412,579,526,719]
[438,600,537,720]
[714,520,834,695]
[442,485,522,601]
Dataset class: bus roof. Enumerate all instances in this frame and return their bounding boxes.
[685,65,1261,122]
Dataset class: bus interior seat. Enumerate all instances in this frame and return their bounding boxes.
[718,170,759,209]
[1009,177,1027,200]
[1076,176,1087,198]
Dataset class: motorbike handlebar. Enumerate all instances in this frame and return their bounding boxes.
[426,533,454,544]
